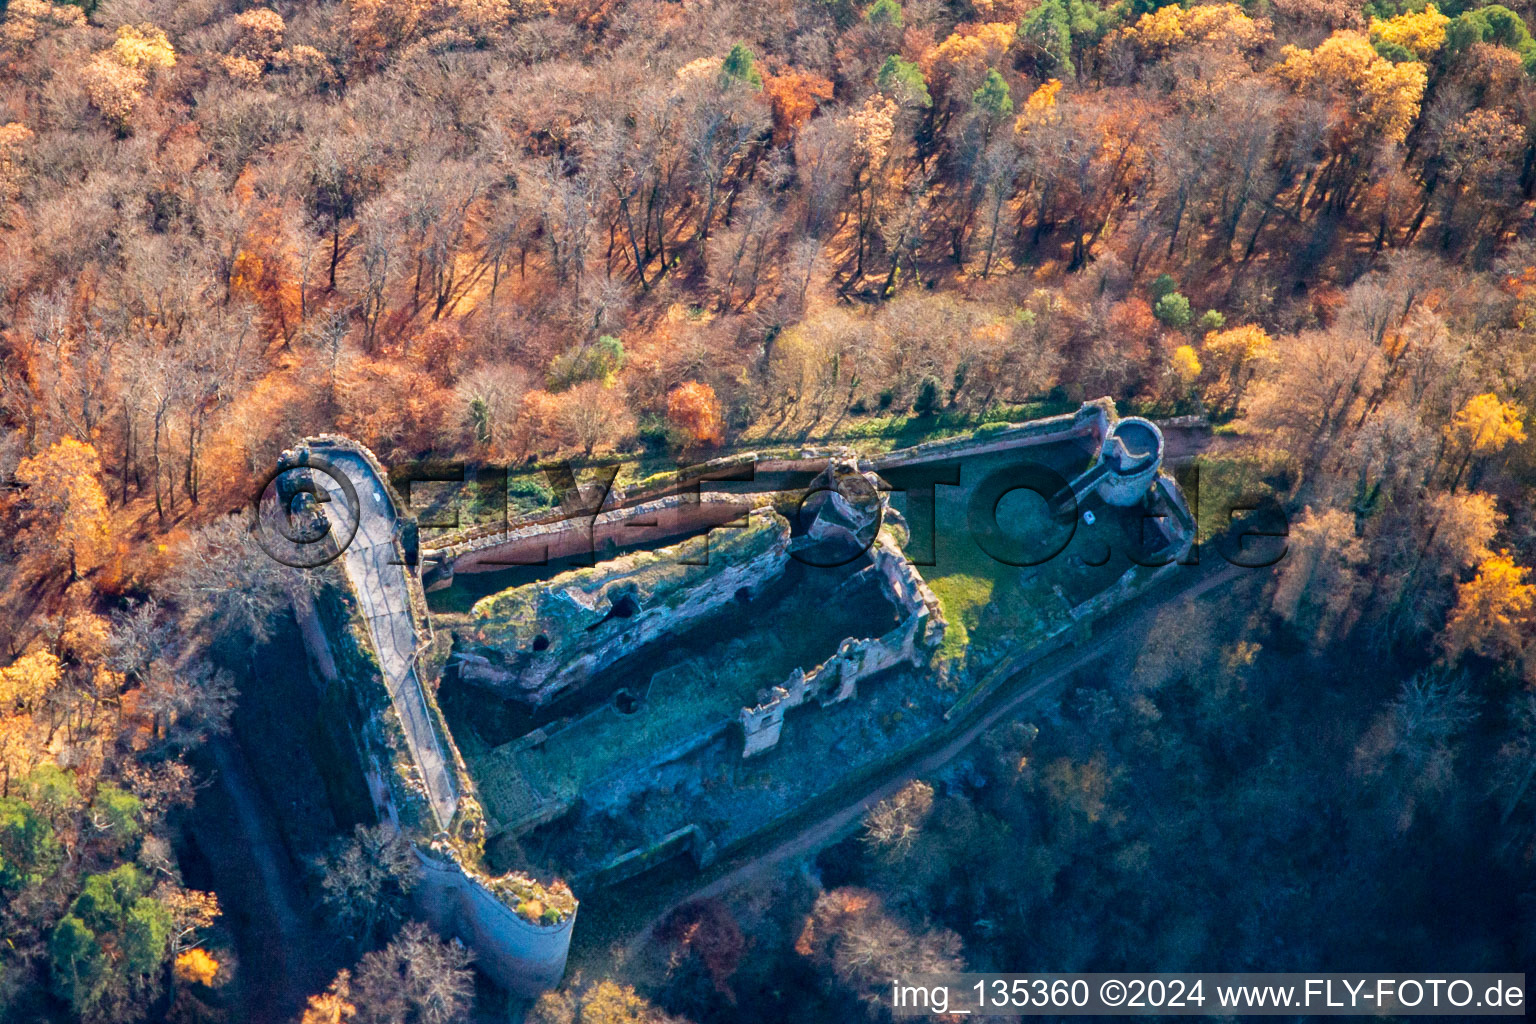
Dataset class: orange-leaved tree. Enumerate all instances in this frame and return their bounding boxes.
[667,381,724,448]
[14,438,112,579]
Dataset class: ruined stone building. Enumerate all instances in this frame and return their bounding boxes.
[286,399,1194,995]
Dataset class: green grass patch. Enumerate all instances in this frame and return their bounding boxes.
[929,572,994,661]
[1189,452,1288,546]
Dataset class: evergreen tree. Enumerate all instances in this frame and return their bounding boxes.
[721,43,764,90]
[973,69,1014,119]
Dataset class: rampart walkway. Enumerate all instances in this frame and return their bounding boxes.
[311,446,459,829]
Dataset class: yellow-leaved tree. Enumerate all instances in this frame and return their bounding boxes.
[81,23,175,128]
[1369,4,1450,59]
[1122,3,1264,56]
[14,438,112,578]
[1445,392,1526,492]
[1441,552,1535,663]
[1171,344,1202,383]
[173,948,221,987]
[0,651,60,711]
[1201,324,1274,413]
[1275,31,1427,146]
[924,22,1017,97]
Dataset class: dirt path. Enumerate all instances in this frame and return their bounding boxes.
[621,561,1247,957]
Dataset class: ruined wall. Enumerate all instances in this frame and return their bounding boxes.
[431,491,754,581]
[420,452,762,562]
[453,510,792,704]
[582,825,714,889]
[288,436,576,998]
[870,402,1109,471]
[425,401,1120,586]
[739,529,944,757]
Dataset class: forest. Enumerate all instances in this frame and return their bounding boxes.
[0,0,1533,1017]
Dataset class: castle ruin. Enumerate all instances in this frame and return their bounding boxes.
[285,398,1194,996]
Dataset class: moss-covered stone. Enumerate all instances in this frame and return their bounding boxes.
[452,512,793,704]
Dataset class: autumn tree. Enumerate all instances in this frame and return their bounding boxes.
[1353,668,1477,833]
[558,381,635,457]
[1440,552,1535,663]
[1201,324,1275,414]
[1120,3,1265,58]
[763,71,835,146]
[1272,506,1369,642]
[862,779,934,860]
[302,970,357,1024]
[1443,392,1526,492]
[320,824,421,948]
[531,979,691,1024]
[0,650,61,714]
[1274,31,1427,214]
[173,947,220,988]
[667,381,724,448]
[13,438,112,579]
[81,24,176,130]
[1374,489,1503,642]
[795,887,962,1015]
[349,921,474,1024]
[163,518,298,643]
[925,21,1016,102]
[1369,4,1449,61]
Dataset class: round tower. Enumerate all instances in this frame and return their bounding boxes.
[1095,416,1164,506]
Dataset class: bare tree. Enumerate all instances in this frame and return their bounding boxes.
[319,824,422,948]
[351,922,473,1024]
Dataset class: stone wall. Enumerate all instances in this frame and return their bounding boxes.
[581,825,714,889]
[414,851,576,999]
[288,436,577,998]
[423,401,1124,587]
[453,510,792,704]
[429,491,755,582]
[420,452,762,559]
[868,403,1108,471]
[739,529,944,757]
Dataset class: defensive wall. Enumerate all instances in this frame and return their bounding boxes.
[450,510,793,704]
[283,436,577,998]
[738,522,946,756]
[419,399,1121,591]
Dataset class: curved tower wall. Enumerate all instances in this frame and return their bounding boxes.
[1095,417,1165,507]
[414,854,577,998]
